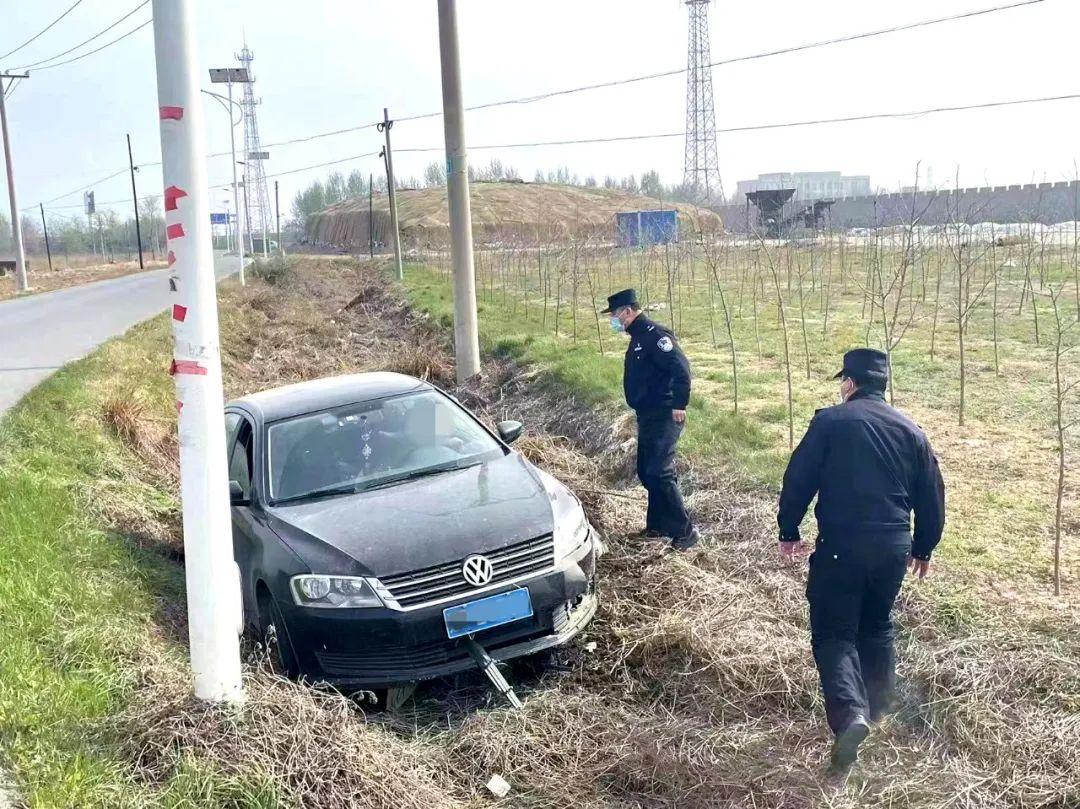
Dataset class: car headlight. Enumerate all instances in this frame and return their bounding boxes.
[553,500,591,560]
[290,575,383,608]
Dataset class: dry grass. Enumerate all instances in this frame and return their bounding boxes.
[97,257,1079,808]
[0,257,165,301]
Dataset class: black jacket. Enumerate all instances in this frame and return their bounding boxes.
[777,389,946,560]
[623,314,692,412]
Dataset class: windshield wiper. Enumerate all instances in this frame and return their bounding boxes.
[275,482,360,504]
[359,461,482,492]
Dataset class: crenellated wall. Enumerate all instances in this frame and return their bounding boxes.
[714,180,1080,233]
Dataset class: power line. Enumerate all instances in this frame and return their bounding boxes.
[394,0,1047,122]
[0,0,86,61]
[28,91,1080,211]
[179,0,1054,158]
[394,92,1080,152]
[28,17,152,73]
[14,1,150,71]
[189,0,1051,156]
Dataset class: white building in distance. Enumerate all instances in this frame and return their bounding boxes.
[735,171,872,202]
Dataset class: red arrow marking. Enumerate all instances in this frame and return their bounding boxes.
[172,304,188,322]
[167,250,176,266]
[164,186,188,212]
[166,223,185,240]
[170,359,207,376]
[160,106,184,120]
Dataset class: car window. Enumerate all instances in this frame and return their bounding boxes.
[267,390,502,502]
[228,417,254,499]
[224,412,242,454]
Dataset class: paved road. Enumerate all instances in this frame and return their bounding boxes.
[0,251,241,416]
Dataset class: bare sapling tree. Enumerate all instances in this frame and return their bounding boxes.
[1047,286,1077,595]
[866,169,935,402]
[702,231,739,414]
[752,225,794,448]
[793,248,812,379]
[944,186,997,426]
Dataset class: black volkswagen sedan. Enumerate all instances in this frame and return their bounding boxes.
[224,372,600,688]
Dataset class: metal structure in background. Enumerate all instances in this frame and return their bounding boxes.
[683,0,723,202]
[236,45,271,258]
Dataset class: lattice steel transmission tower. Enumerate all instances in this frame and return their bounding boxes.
[683,0,724,202]
[237,45,271,247]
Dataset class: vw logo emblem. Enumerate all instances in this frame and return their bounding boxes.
[462,554,494,587]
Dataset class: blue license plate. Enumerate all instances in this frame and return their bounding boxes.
[443,588,533,639]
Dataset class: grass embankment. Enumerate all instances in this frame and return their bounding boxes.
[1,257,1077,807]
[0,312,283,805]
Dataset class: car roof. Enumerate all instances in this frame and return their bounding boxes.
[228,372,432,423]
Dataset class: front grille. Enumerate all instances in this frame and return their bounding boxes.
[316,644,467,677]
[378,532,555,609]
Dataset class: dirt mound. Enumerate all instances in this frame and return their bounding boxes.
[307,182,724,249]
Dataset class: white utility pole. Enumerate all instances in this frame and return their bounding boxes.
[228,81,244,284]
[437,0,481,381]
[0,73,30,294]
[151,0,243,703]
[379,108,404,281]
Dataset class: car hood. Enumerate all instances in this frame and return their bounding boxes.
[265,452,555,577]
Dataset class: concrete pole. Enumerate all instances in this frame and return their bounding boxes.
[380,108,404,281]
[274,180,282,256]
[150,0,243,703]
[227,81,244,285]
[127,134,145,270]
[0,80,29,293]
[242,170,254,255]
[437,0,481,381]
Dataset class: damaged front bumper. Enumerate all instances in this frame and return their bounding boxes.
[278,536,600,689]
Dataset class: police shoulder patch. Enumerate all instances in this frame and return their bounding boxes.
[657,336,674,352]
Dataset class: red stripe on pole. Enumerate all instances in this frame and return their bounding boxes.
[167,223,185,240]
[164,185,188,211]
[160,106,184,120]
[167,250,176,266]
[170,359,208,376]
[172,304,188,322]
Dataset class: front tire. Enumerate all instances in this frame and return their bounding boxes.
[256,589,299,677]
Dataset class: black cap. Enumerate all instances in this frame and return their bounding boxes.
[833,347,888,380]
[601,288,638,313]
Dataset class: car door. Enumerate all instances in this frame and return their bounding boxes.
[225,410,262,631]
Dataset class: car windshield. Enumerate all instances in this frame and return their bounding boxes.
[267,390,503,502]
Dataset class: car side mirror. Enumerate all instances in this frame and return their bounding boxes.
[229,480,247,504]
[497,420,524,445]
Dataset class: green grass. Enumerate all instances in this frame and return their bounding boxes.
[0,316,278,808]
[403,244,1080,596]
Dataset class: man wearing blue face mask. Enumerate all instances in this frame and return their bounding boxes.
[601,288,698,550]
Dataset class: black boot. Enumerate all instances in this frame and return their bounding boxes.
[670,526,700,551]
[828,715,870,774]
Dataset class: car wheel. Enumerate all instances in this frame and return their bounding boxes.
[256,589,299,677]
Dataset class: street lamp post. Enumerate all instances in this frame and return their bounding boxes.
[209,67,250,285]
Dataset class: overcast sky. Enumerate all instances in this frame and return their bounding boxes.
[1,0,1077,223]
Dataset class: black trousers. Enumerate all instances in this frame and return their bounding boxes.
[635,409,692,538]
[806,535,909,735]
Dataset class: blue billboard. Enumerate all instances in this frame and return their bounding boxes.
[616,209,678,247]
[210,212,233,225]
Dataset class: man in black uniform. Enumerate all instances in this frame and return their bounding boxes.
[777,348,945,773]
[602,289,699,551]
